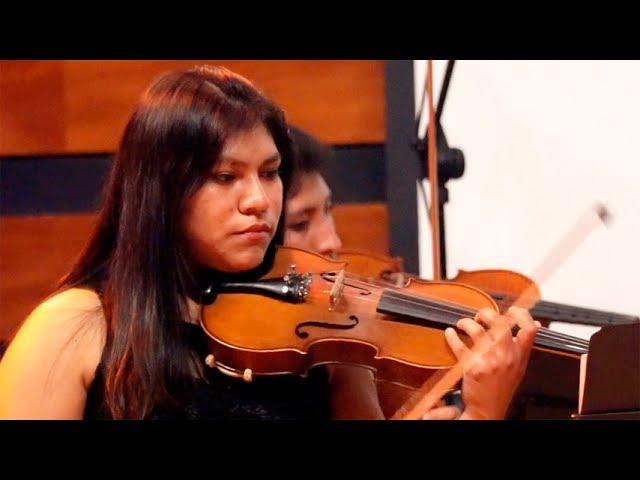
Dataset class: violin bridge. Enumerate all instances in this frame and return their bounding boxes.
[329,268,346,310]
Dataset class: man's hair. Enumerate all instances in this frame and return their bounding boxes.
[287,125,333,197]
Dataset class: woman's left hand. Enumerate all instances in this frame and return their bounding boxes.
[445,306,539,420]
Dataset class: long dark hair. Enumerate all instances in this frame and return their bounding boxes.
[61,65,295,419]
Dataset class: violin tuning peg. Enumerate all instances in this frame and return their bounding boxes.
[204,354,216,368]
[243,368,253,383]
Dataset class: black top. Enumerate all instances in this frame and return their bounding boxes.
[83,323,331,420]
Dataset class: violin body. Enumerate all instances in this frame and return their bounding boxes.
[451,269,540,310]
[201,246,498,388]
[336,249,405,286]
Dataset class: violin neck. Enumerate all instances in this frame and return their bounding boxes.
[489,291,639,328]
[529,299,639,327]
[377,289,589,357]
[376,289,475,330]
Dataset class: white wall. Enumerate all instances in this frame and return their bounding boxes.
[413,60,640,336]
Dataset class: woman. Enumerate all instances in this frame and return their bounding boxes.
[0,65,537,419]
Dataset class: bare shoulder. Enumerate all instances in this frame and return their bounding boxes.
[36,287,104,318]
[21,287,106,368]
[0,287,106,419]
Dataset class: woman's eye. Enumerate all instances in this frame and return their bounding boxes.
[287,221,309,233]
[212,173,235,184]
[261,169,281,180]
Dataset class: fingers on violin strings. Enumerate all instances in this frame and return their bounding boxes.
[445,324,486,373]
[492,321,513,346]
[444,326,470,360]
[475,308,511,340]
[507,306,538,351]
[456,317,489,344]
[475,308,501,329]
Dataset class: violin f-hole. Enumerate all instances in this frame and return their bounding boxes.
[295,315,359,339]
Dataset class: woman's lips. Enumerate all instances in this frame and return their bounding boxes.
[235,223,272,242]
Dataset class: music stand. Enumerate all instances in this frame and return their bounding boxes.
[572,322,640,419]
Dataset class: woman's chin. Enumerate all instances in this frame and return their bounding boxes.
[222,248,267,273]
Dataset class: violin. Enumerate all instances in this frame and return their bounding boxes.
[337,248,640,417]
[335,249,599,417]
[336,249,639,328]
[200,246,588,391]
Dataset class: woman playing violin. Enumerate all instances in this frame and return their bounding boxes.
[0,65,538,420]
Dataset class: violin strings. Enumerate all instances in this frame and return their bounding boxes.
[324,282,591,349]
[333,283,587,346]
[344,270,629,327]
[347,268,635,327]
[315,284,589,352]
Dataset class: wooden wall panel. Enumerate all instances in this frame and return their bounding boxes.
[1,60,385,156]
[332,202,389,256]
[0,214,97,339]
[0,61,66,155]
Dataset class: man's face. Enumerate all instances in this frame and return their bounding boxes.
[284,172,343,257]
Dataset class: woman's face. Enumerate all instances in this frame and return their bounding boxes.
[182,124,283,273]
